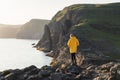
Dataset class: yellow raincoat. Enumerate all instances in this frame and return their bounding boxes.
[67,36,79,53]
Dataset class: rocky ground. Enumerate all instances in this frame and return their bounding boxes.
[28,3,120,80]
[0,58,120,80]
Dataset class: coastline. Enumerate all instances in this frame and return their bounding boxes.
[0,51,120,80]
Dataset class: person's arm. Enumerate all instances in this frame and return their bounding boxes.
[67,39,71,47]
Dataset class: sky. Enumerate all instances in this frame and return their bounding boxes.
[0,0,119,25]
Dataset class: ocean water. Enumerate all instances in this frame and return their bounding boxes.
[0,39,52,71]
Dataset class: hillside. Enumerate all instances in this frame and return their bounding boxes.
[36,3,120,59]
[34,3,120,79]
[0,19,49,39]
[0,24,21,38]
[0,3,120,80]
[16,19,49,39]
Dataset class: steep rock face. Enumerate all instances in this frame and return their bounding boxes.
[16,19,49,39]
[36,25,52,52]
[36,3,120,60]
[36,6,80,51]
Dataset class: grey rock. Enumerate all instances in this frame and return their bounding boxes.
[4,73,16,80]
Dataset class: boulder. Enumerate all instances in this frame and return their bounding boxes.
[26,75,41,80]
[4,73,16,80]
[66,65,81,75]
[50,73,66,80]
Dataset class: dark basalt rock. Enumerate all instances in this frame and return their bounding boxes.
[66,65,82,75]
[36,25,52,52]
[0,62,120,80]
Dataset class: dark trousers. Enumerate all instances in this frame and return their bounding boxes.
[71,53,76,65]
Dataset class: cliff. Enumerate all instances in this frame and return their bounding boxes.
[0,3,120,80]
[35,3,120,79]
[36,3,120,59]
[16,19,49,39]
[31,3,120,79]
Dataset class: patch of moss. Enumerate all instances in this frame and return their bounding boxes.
[52,8,68,22]
[2,70,11,76]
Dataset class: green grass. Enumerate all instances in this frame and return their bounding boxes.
[75,24,120,59]
[72,3,120,46]
[53,3,120,59]
[109,35,120,48]
[91,28,120,48]
[76,23,120,48]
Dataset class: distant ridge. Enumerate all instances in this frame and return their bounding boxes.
[0,19,49,39]
[0,24,21,38]
[16,19,49,39]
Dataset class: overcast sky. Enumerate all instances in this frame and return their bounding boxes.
[0,0,119,24]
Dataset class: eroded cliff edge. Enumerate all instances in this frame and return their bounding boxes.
[35,3,120,79]
[36,3,120,59]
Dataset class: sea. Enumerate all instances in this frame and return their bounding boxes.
[0,39,52,71]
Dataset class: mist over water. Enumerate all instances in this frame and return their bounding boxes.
[0,39,52,71]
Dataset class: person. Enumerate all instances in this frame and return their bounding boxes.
[67,34,80,65]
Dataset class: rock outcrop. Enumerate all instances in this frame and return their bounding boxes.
[34,3,120,79]
[0,62,120,80]
[36,25,52,52]
[36,3,120,59]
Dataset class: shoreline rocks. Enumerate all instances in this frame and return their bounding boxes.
[0,61,119,80]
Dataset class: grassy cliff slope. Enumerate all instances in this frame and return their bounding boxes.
[56,3,120,58]
[37,3,120,59]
